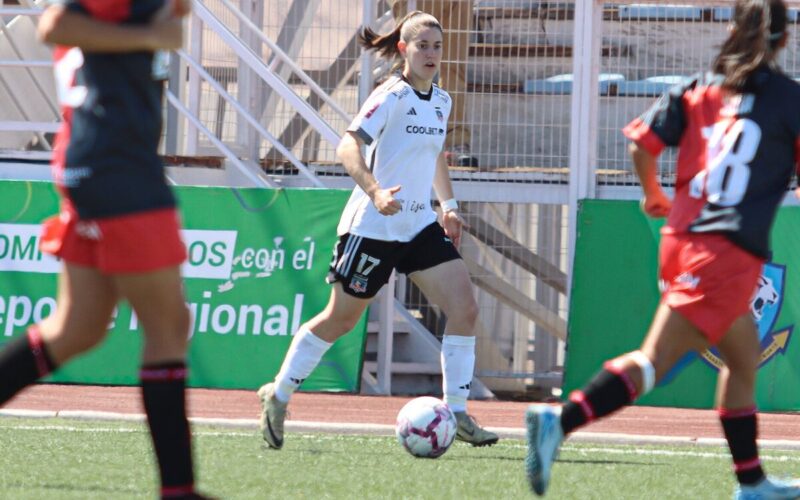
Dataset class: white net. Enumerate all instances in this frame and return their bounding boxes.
[189,0,580,179]
[469,1,574,171]
[598,1,800,186]
[189,0,363,167]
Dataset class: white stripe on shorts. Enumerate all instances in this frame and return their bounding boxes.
[336,235,358,274]
[335,238,350,273]
[342,236,362,276]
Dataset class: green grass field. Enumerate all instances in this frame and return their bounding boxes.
[0,418,799,499]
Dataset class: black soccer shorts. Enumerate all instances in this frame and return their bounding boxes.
[327,222,461,298]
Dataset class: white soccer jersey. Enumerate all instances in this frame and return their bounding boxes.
[337,75,452,241]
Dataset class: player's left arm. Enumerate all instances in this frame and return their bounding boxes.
[432,150,467,247]
[625,78,697,218]
[38,1,190,52]
[631,142,672,218]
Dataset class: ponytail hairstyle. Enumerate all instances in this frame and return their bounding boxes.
[712,0,788,91]
[358,11,443,62]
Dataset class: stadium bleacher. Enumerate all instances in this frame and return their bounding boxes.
[616,4,703,21]
[469,2,727,97]
[523,73,626,95]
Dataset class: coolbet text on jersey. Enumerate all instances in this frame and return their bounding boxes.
[338,75,452,242]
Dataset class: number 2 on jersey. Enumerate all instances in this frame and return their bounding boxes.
[689,118,761,206]
[54,47,88,109]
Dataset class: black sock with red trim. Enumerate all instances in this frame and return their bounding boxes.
[0,326,56,403]
[560,363,637,435]
[140,361,195,498]
[720,407,765,485]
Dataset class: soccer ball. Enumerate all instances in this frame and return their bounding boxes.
[395,396,457,458]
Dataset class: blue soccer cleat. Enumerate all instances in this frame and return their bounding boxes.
[525,404,564,496]
[734,477,800,500]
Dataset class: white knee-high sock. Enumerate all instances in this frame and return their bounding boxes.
[273,327,332,403]
[441,335,476,412]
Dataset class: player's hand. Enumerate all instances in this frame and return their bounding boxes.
[172,0,192,17]
[441,210,468,248]
[149,0,190,50]
[154,0,192,21]
[640,190,672,218]
[373,185,403,216]
[795,187,800,200]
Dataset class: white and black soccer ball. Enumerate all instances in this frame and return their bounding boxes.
[395,396,457,458]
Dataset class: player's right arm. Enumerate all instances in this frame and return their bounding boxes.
[624,76,698,218]
[37,2,187,52]
[630,142,671,218]
[339,85,403,216]
[336,131,402,216]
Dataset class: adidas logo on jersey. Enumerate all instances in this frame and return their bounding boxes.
[407,107,417,115]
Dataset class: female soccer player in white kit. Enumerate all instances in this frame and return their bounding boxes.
[257,11,498,449]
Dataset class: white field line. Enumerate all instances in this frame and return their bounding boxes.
[562,446,800,463]
[3,421,800,463]
[2,409,800,451]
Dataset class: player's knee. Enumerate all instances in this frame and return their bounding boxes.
[65,328,108,357]
[723,354,758,378]
[317,312,362,338]
[629,350,656,395]
[336,314,362,335]
[159,304,192,350]
[459,298,479,330]
[174,303,191,340]
[441,293,478,330]
[149,303,191,346]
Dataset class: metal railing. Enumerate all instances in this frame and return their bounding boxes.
[0,2,344,189]
[190,0,344,151]
[0,3,56,150]
[0,1,572,396]
[175,48,326,187]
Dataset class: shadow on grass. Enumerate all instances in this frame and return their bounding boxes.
[1,481,145,496]
[439,454,524,463]
[280,444,523,462]
[262,445,658,469]
[557,458,662,466]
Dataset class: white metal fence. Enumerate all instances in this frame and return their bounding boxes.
[5,1,800,187]
[189,0,352,166]
[0,0,56,152]
[597,1,800,186]
[3,0,800,394]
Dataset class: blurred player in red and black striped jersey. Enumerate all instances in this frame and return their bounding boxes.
[526,1,800,498]
[0,1,212,498]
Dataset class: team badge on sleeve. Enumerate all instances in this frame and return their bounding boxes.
[364,102,380,119]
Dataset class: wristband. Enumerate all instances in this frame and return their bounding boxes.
[440,198,458,213]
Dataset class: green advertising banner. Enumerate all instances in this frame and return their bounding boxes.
[565,199,800,410]
[0,181,366,392]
